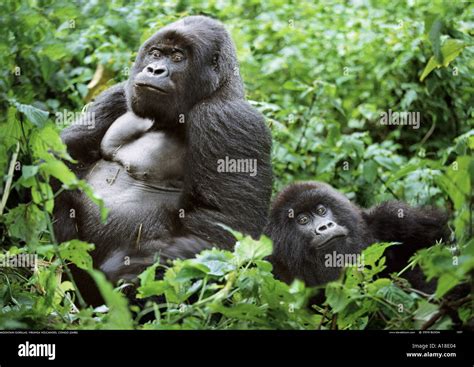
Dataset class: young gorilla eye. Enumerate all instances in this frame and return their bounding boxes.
[296,214,310,225]
[171,52,184,62]
[316,205,327,216]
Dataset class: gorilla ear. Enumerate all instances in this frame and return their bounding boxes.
[212,52,220,71]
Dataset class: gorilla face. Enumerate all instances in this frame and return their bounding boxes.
[133,43,189,101]
[294,203,349,249]
[126,16,236,126]
[266,182,372,286]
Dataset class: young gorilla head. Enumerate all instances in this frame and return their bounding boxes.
[127,16,243,125]
[265,182,449,289]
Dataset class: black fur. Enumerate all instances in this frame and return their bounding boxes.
[54,16,272,303]
[265,182,449,290]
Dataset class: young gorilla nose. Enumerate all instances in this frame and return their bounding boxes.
[316,220,335,234]
[312,218,348,249]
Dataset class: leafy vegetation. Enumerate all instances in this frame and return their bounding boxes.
[0,0,472,330]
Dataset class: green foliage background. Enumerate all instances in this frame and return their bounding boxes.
[0,0,472,330]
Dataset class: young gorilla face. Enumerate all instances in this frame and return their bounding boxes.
[127,16,237,125]
[266,182,374,286]
[295,203,349,249]
[265,182,449,289]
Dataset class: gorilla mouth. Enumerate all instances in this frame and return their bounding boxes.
[313,234,347,250]
[134,83,169,94]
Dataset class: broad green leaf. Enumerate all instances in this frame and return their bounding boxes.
[420,39,465,81]
[4,204,48,248]
[234,235,273,265]
[59,240,94,270]
[435,273,459,299]
[325,282,351,313]
[12,101,49,128]
[41,160,77,186]
[194,250,235,276]
[88,269,133,329]
[428,18,443,63]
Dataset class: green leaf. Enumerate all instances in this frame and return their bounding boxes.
[136,262,169,299]
[193,250,235,276]
[234,235,273,265]
[208,303,266,322]
[325,282,351,313]
[385,162,424,186]
[59,240,94,270]
[428,18,443,63]
[414,300,439,323]
[420,39,465,81]
[31,182,54,213]
[175,262,210,281]
[40,43,69,61]
[282,80,306,91]
[1,107,22,149]
[30,124,71,161]
[12,101,49,128]
[440,39,466,67]
[435,273,459,299]
[87,269,133,329]
[361,242,394,268]
[4,204,48,248]
[21,165,39,179]
[41,160,77,186]
[78,182,109,222]
[137,280,168,299]
[362,160,378,182]
[376,284,415,310]
[19,165,39,188]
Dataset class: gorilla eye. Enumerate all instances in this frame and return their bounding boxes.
[149,48,162,58]
[171,52,184,62]
[316,205,327,216]
[296,214,310,225]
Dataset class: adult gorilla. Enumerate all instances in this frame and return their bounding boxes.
[54,16,272,300]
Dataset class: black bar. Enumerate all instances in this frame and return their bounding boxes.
[0,330,471,363]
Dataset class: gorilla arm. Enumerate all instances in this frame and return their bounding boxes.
[173,98,273,248]
[362,201,450,276]
[61,83,128,165]
[53,84,127,242]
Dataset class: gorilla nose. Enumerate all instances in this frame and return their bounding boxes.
[316,220,336,234]
[144,63,169,77]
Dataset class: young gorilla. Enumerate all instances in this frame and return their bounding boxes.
[265,182,449,290]
[54,16,272,303]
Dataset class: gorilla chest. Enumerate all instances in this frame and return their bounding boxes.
[109,131,185,184]
[84,125,186,214]
[97,111,186,186]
